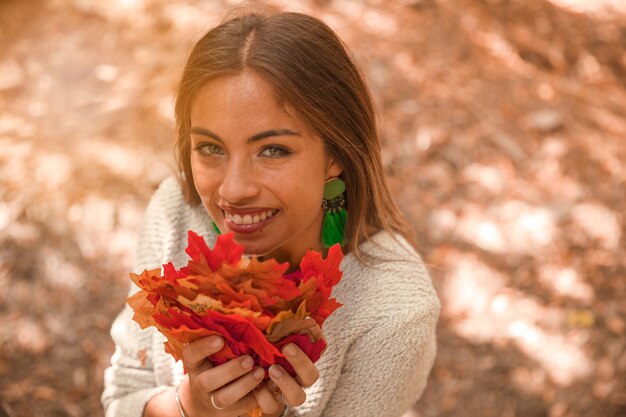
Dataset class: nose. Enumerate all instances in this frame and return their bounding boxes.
[218,158,261,203]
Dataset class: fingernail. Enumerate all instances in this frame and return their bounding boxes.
[283,343,297,357]
[209,336,223,348]
[241,356,254,370]
[270,365,284,378]
[252,367,265,380]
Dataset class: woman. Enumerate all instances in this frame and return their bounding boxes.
[102,10,440,417]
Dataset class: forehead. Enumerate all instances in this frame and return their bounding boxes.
[190,71,297,124]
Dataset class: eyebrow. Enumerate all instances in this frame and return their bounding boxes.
[190,127,300,143]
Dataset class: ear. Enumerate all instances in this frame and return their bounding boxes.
[327,158,343,178]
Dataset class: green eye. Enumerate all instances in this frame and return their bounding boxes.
[260,146,290,158]
[195,143,224,156]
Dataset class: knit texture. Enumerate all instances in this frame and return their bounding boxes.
[102,177,440,417]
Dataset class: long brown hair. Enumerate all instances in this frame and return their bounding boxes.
[174,10,416,259]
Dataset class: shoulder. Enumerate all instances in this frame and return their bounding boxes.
[145,176,187,216]
[136,176,214,269]
[145,176,212,229]
[338,231,440,322]
[358,231,423,266]
[141,176,192,241]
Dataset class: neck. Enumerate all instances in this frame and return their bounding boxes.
[260,210,327,271]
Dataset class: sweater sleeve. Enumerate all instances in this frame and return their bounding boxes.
[317,295,440,417]
[101,306,173,417]
[101,178,183,417]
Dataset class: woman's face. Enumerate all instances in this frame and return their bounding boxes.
[189,70,342,265]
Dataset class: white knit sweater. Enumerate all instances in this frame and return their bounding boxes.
[102,177,440,417]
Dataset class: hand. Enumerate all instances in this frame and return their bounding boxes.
[252,324,325,415]
[179,336,265,417]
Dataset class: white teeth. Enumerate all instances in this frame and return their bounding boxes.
[225,209,277,225]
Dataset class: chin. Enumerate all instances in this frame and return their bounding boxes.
[233,237,276,258]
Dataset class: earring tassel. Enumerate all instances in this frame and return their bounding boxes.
[322,208,347,247]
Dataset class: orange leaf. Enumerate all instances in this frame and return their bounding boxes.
[127,231,344,377]
[266,305,317,343]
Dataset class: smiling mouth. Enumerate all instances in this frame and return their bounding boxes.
[224,209,279,226]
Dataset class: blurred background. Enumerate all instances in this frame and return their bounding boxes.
[0,0,624,416]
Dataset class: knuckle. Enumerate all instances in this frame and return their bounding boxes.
[212,393,229,408]
[227,359,252,379]
[193,372,213,393]
[213,395,226,408]
[181,347,194,367]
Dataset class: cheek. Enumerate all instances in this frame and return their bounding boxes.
[190,157,218,199]
[279,168,325,210]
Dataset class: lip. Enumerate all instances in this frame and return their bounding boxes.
[220,207,279,234]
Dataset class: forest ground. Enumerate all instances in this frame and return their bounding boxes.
[0,0,625,416]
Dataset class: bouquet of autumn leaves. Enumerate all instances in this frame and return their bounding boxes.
[127,231,343,379]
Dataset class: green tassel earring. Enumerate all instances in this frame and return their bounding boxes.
[322,178,347,247]
[211,221,221,235]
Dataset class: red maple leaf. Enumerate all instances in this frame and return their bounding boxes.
[127,231,343,377]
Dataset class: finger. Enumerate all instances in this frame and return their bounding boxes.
[267,380,280,395]
[210,366,265,409]
[310,321,327,351]
[223,391,261,416]
[317,325,328,355]
[182,336,224,372]
[282,343,319,387]
[304,320,327,355]
[269,364,307,406]
[195,355,256,393]
[253,382,283,415]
